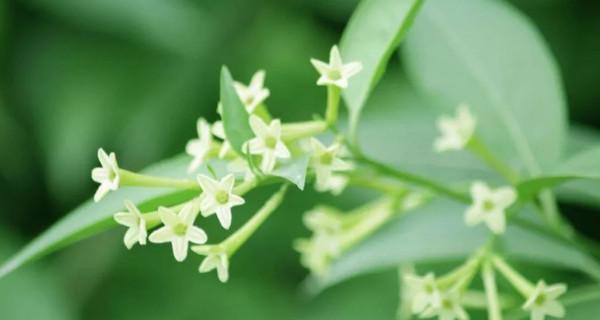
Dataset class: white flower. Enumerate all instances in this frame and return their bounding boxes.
[113,200,147,249]
[309,138,352,192]
[523,281,567,320]
[186,118,213,173]
[192,245,230,283]
[91,148,120,202]
[310,45,362,89]
[404,272,441,315]
[465,181,517,234]
[421,289,469,320]
[294,235,338,277]
[434,105,476,152]
[247,115,291,173]
[234,70,270,113]
[148,203,208,262]
[303,206,343,235]
[211,120,231,159]
[197,174,245,230]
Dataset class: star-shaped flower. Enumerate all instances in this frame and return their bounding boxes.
[523,281,567,320]
[148,203,208,262]
[197,174,245,230]
[211,120,231,159]
[91,148,120,202]
[309,138,352,192]
[192,245,230,283]
[310,45,362,89]
[421,289,469,320]
[186,118,213,173]
[234,70,270,113]
[404,272,441,315]
[434,105,476,152]
[247,115,291,173]
[465,181,517,234]
[303,206,343,235]
[113,200,147,249]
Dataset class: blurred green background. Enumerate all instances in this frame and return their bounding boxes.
[0,0,599,319]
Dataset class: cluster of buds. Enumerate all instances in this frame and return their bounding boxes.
[394,105,567,320]
[403,254,566,320]
[90,45,364,282]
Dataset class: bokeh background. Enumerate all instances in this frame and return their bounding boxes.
[0,0,599,319]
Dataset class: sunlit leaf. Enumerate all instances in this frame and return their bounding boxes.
[220,66,254,156]
[340,0,423,139]
[271,155,310,190]
[403,0,567,175]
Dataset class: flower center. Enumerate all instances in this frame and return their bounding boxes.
[534,294,546,306]
[265,136,277,149]
[424,283,435,294]
[245,95,254,106]
[441,298,453,310]
[320,152,333,166]
[173,223,188,236]
[216,190,230,205]
[482,199,496,212]
[327,69,342,80]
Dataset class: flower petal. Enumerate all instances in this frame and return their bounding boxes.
[94,184,110,202]
[158,207,180,226]
[215,207,232,230]
[114,211,137,227]
[249,115,269,139]
[221,174,236,192]
[148,226,174,243]
[187,226,208,244]
[171,237,189,262]
[197,174,219,194]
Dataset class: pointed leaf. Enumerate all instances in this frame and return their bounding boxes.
[340,0,423,138]
[220,66,254,155]
[403,0,567,174]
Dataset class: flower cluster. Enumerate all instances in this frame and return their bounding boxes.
[91,45,364,283]
[394,104,568,320]
[88,42,570,320]
[403,255,567,320]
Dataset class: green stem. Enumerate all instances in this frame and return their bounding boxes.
[346,173,408,196]
[467,136,520,184]
[492,255,535,297]
[325,85,340,127]
[119,169,199,190]
[461,291,518,310]
[223,184,288,256]
[339,197,396,250]
[355,154,470,204]
[281,120,328,141]
[482,260,503,320]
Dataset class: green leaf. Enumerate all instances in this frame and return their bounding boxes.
[403,0,567,174]
[0,228,77,319]
[0,155,198,279]
[358,66,495,185]
[220,66,254,156]
[517,145,600,201]
[271,155,310,190]
[313,199,600,291]
[340,0,423,139]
